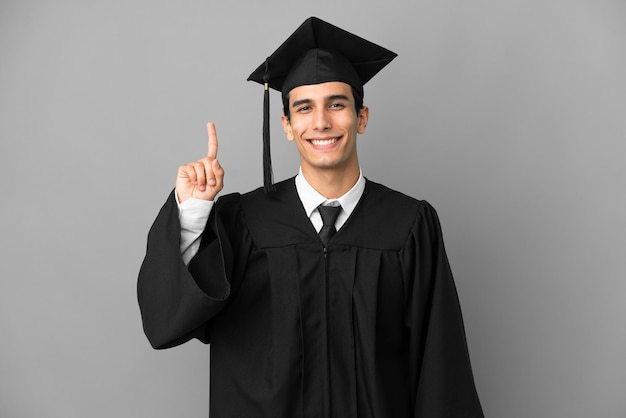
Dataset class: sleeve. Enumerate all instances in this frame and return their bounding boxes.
[403,201,484,417]
[176,193,213,265]
[137,190,247,349]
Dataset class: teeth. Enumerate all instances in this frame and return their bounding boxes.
[311,138,338,146]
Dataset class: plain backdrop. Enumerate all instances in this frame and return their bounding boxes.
[1,0,625,417]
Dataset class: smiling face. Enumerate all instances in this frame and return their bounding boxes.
[281,81,369,178]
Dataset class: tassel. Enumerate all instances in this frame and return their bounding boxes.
[262,58,275,193]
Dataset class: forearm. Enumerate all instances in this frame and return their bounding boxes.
[138,191,229,349]
[176,189,214,264]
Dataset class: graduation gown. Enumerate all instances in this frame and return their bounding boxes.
[138,178,483,417]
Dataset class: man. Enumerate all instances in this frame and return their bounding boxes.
[138,17,483,417]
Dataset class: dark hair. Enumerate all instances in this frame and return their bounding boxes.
[282,86,364,120]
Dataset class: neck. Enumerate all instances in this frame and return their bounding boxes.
[301,164,360,199]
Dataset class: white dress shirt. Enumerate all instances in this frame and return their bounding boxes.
[176,169,365,265]
[294,168,365,233]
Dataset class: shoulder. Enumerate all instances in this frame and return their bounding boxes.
[224,178,306,244]
[335,179,440,250]
[362,178,435,219]
[239,177,298,210]
[215,178,296,208]
[365,181,447,247]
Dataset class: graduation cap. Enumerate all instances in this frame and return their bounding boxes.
[247,16,397,192]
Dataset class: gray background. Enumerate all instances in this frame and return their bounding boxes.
[1,0,624,417]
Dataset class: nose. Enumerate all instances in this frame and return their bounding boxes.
[312,108,330,131]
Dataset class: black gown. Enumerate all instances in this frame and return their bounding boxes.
[138,177,484,417]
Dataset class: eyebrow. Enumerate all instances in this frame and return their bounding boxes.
[291,94,351,108]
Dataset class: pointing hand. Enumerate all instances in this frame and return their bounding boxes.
[176,122,225,203]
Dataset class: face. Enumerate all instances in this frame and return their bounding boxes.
[281,81,368,176]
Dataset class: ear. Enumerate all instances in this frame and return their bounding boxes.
[281,115,294,141]
[357,106,369,134]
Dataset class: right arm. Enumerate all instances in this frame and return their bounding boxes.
[176,122,223,264]
[138,123,229,349]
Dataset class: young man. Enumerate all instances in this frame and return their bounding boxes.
[138,17,483,417]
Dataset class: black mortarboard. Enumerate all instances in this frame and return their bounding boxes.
[247,16,397,192]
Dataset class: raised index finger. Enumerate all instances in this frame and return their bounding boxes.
[207,122,218,158]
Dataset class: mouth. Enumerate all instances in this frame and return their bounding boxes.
[308,137,340,147]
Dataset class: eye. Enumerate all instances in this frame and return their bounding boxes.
[329,102,346,109]
[296,105,311,113]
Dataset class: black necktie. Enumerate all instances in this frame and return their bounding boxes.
[318,204,342,247]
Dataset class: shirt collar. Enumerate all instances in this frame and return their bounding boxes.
[295,168,366,219]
